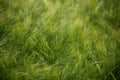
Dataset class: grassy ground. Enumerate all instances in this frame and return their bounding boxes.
[0,0,120,80]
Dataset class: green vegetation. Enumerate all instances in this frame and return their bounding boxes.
[0,0,120,80]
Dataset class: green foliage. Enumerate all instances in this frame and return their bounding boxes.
[0,0,120,80]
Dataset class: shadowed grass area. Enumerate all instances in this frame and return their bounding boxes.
[0,0,120,80]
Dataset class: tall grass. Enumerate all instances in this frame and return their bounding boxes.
[0,0,120,80]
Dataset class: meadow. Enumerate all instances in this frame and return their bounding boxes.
[0,0,120,80]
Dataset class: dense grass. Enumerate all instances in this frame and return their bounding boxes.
[0,0,120,80]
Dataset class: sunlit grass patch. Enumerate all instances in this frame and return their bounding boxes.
[0,0,120,80]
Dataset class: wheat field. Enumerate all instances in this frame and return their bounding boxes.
[0,0,120,80]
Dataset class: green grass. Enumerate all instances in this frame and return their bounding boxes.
[0,0,120,80]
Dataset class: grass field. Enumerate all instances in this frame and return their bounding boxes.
[0,0,120,80]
